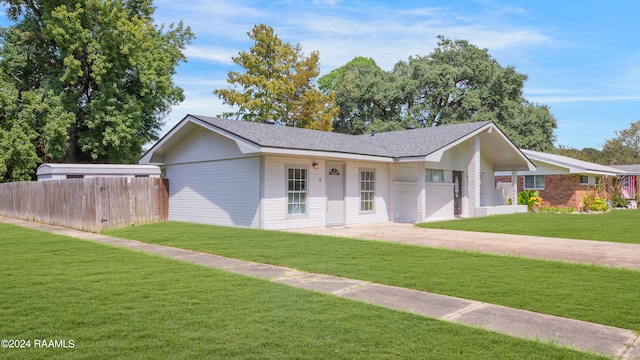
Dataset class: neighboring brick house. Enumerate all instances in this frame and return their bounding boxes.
[496,149,620,210]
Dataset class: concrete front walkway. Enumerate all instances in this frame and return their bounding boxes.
[2,217,639,359]
[290,222,640,270]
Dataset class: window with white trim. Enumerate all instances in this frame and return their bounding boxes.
[524,175,545,190]
[426,169,444,182]
[579,175,589,185]
[287,166,307,215]
[360,169,375,212]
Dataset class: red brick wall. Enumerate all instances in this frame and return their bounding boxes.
[494,174,610,210]
[541,175,589,209]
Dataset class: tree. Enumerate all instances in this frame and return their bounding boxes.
[495,101,557,153]
[320,36,557,151]
[0,0,192,181]
[0,75,73,181]
[320,57,405,134]
[392,37,522,127]
[555,145,605,164]
[214,24,337,130]
[601,120,640,164]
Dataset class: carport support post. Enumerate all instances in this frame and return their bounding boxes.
[467,135,481,217]
[510,171,518,206]
[417,162,426,222]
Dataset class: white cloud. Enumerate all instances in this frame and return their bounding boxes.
[184,46,238,65]
[175,76,228,88]
[279,3,551,71]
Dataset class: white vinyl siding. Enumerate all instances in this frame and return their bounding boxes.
[359,169,375,213]
[424,183,455,220]
[436,143,469,171]
[524,175,545,190]
[165,126,249,164]
[393,182,417,222]
[166,157,260,228]
[517,162,569,176]
[345,162,390,225]
[261,156,325,230]
[287,166,308,216]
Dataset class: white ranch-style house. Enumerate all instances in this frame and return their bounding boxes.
[140,115,534,230]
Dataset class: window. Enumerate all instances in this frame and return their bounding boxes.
[287,167,307,215]
[66,175,84,179]
[360,169,375,212]
[426,169,444,182]
[579,175,589,185]
[524,175,545,190]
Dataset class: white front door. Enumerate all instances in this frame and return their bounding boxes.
[326,163,345,225]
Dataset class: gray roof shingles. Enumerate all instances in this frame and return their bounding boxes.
[610,165,640,174]
[190,115,491,159]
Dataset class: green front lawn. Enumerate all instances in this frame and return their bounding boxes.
[418,210,640,243]
[1,223,603,359]
[105,221,640,332]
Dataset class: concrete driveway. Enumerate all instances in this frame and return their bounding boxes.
[289,222,640,270]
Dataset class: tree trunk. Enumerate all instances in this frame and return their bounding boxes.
[65,124,77,163]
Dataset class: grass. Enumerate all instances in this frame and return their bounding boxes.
[418,210,640,243]
[0,223,606,359]
[105,221,640,333]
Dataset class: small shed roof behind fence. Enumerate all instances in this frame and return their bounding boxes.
[37,163,161,178]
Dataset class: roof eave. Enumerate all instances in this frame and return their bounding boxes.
[260,147,393,162]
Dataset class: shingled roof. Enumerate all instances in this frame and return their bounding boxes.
[608,164,640,175]
[190,115,491,158]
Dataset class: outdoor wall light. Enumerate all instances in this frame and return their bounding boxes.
[312,162,319,169]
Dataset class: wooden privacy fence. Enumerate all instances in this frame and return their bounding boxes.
[0,177,168,232]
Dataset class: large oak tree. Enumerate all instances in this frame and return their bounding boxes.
[320,36,557,152]
[0,0,193,182]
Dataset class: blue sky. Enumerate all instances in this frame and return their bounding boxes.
[6,1,640,150]
[148,0,640,150]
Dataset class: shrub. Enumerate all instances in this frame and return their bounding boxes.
[583,194,609,212]
[518,190,542,211]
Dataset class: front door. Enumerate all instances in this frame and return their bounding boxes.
[453,171,463,216]
[326,163,345,225]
